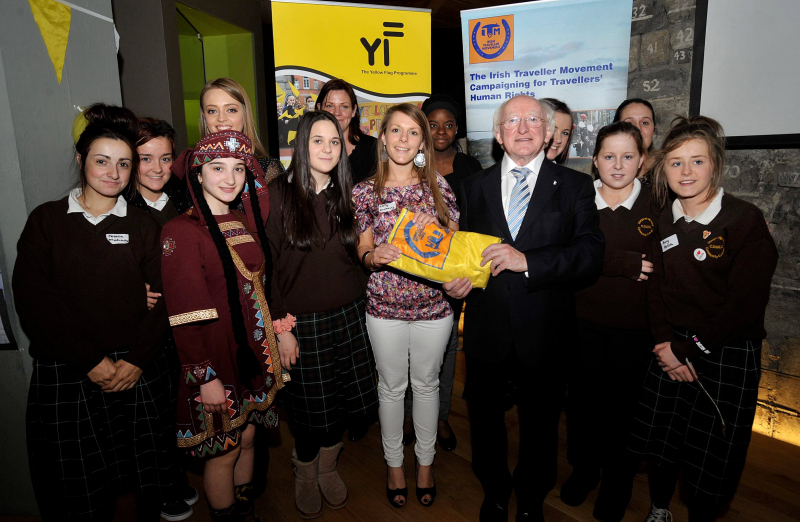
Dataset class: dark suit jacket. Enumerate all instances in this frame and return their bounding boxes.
[459,157,604,368]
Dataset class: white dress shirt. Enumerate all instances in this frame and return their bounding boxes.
[672,188,724,224]
[67,187,128,225]
[144,191,170,211]
[500,150,546,217]
[594,178,642,211]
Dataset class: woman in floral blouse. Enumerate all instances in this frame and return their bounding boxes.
[353,103,458,509]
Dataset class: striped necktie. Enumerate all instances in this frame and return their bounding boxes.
[507,167,531,240]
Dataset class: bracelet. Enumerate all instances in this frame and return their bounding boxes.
[692,334,711,355]
[273,314,297,335]
[361,250,372,267]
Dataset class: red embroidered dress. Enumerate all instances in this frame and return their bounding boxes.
[162,210,286,457]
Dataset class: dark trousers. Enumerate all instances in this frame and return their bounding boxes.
[566,320,651,469]
[466,348,565,508]
[565,320,651,501]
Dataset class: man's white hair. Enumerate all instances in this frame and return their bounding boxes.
[492,95,555,136]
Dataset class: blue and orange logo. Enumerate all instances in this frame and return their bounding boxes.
[469,15,514,64]
[389,209,453,270]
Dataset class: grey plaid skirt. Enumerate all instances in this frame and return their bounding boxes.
[628,328,761,502]
[280,298,378,432]
[27,348,178,519]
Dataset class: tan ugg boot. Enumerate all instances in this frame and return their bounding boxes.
[291,449,322,519]
[317,442,348,509]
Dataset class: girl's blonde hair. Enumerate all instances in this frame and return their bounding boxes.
[652,115,726,208]
[373,103,450,227]
[199,77,268,158]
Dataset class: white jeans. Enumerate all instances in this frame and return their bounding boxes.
[366,314,453,467]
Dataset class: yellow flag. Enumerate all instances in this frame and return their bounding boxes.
[275,82,285,104]
[29,0,71,84]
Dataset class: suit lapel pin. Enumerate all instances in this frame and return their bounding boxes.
[553,181,557,185]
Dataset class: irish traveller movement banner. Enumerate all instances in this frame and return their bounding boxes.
[460,0,632,169]
[272,0,431,162]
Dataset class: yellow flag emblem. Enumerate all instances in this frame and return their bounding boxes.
[29,0,71,84]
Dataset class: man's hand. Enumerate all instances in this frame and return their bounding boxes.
[481,244,528,276]
[444,277,473,299]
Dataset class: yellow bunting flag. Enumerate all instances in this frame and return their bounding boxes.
[29,0,71,83]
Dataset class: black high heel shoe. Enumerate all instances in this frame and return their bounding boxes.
[415,458,437,507]
[386,467,408,508]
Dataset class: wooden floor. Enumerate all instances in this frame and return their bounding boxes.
[4,351,800,521]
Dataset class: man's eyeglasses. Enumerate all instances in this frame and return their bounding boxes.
[500,116,544,130]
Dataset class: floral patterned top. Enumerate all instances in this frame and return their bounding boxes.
[353,174,459,321]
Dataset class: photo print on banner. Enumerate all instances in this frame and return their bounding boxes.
[461,0,632,169]
[271,0,431,165]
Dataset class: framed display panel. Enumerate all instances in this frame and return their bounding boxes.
[690,0,800,149]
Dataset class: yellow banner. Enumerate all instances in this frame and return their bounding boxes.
[272,1,430,98]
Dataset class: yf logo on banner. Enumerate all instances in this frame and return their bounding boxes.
[361,22,404,66]
[469,15,514,64]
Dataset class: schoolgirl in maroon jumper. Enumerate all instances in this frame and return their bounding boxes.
[267,110,378,518]
[14,104,174,521]
[160,131,286,522]
[561,122,660,521]
[629,116,778,521]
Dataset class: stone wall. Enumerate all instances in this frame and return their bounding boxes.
[630,0,800,445]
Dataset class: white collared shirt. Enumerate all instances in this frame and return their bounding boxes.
[315,176,332,194]
[501,150,546,217]
[594,178,641,211]
[144,191,170,211]
[67,187,127,225]
[672,188,724,225]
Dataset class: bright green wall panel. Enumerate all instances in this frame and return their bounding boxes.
[203,34,257,121]
[184,99,201,147]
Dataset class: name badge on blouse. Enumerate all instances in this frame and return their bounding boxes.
[660,234,679,252]
[378,201,397,213]
[106,233,129,245]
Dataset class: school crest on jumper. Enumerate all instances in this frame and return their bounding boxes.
[637,217,654,237]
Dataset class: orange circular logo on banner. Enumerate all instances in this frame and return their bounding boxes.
[469,15,514,64]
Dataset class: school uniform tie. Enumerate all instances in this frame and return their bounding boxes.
[507,167,531,240]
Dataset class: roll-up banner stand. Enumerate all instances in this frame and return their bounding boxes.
[272,0,431,164]
[461,0,632,169]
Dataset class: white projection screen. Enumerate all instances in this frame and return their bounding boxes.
[691,0,800,148]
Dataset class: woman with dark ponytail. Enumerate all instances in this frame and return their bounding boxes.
[266,111,378,518]
[14,104,175,520]
[160,130,286,522]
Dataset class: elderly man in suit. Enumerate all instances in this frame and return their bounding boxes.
[445,95,604,522]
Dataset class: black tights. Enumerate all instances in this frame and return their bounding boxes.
[650,463,721,521]
[295,428,344,463]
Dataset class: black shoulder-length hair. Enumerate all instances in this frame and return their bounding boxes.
[278,110,359,257]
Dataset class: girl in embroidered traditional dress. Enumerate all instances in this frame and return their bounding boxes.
[161,131,286,522]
